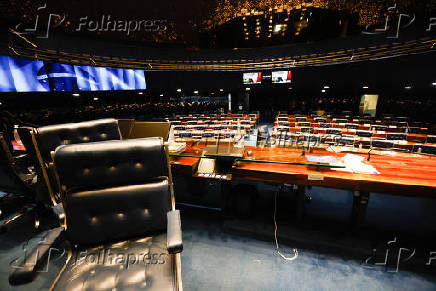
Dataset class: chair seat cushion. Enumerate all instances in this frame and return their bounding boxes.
[52,233,177,291]
[64,179,170,246]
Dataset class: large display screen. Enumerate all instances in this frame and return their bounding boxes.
[0,55,146,92]
[272,70,292,83]
[243,72,262,84]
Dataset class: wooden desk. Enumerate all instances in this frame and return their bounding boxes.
[171,144,436,229]
[232,147,436,197]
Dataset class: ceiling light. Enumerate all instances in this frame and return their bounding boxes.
[432,82,436,86]
[138,92,143,95]
[194,90,199,94]
[288,87,293,90]
[273,24,283,33]
[323,86,330,89]
[177,89,182,92]
[160,94,164,97]
[93,97,99,101]
[220,89,224,92]
[72,93,80,97]
[321,89,326,93]
[405,86,412,90]
[245,87,251,91]
[363,86,369,89]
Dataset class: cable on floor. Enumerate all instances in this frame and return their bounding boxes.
[274,189,298,261]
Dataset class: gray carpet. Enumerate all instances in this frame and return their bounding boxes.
[0,203,435,290]
[180,215,436,291]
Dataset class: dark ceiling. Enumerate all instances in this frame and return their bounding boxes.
[2,0,436,49]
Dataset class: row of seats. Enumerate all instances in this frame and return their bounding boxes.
[270,113,436,154]
[170,113,259,141]
[274,114,431,134]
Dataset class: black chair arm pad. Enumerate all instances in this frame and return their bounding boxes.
[9,227,64,285]
[167,210,183,254]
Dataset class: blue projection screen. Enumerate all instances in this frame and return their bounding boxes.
[0,56,146,92]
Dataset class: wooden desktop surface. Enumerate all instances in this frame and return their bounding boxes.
[170,143,436,198]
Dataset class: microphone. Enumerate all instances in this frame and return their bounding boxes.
[367,146,373,162]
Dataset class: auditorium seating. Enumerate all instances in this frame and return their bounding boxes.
[271,113,435,153]
[170,113,259,142]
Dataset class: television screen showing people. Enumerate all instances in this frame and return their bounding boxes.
[243,72,262,84]
[272,71,292,83]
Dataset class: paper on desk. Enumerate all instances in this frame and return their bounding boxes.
[306,155,338,164]
[168,142,186,153]
[334,154,379,174]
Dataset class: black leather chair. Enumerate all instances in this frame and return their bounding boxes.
[32,119,121,205]
[10,137,183,290]
[371,139,394,149]
[427,135,436,144]
[387,133,407,141]
[356,130,373,138]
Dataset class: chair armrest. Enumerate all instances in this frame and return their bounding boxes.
[167,210,183,254]
[9,227,64,285]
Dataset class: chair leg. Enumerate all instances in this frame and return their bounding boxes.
[175,253,183,291]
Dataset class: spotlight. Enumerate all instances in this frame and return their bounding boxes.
[177,89,182,92]
[72,93,80,97]
[362,86,369,89]
[0,102,2,106]
[323,86,330,89]
[220,89,224,92]
[321,89,326,93]
[245,87,251,91]
[432,82,436,86]
[160,94,164,97]
[138,92,144,95]
[405,86,412,90]
[194,90,199,94]
[288,87,293,90]
[93,97,99,101]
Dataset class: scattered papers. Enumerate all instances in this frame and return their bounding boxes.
[306,155,338,164]
[335,154,379,174]
[168,142,186,153]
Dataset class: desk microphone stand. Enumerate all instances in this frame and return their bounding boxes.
[216,131,221,154]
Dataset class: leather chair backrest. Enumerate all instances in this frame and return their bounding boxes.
[54,137,170,245]
[16,126,51,203]
[36,119,121,163]
[64,178,170,245]
[54,137,168,191]
[16,127,37,161]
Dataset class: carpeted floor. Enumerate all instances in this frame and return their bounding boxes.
[180,211,436,291]
[1,185,436,291]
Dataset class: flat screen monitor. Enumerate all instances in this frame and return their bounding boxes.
[0,55,146,92]
[243,72,262,84]
[272,70,292,83]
